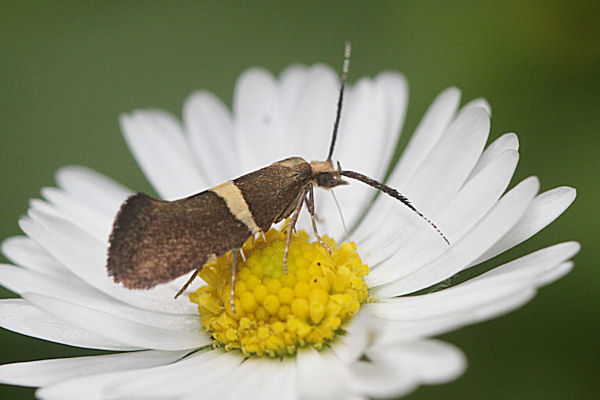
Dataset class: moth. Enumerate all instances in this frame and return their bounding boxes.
[107,43,449,309]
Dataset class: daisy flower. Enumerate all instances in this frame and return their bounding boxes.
[0,61,577,399]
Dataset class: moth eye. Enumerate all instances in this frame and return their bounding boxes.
[317,174,332,187]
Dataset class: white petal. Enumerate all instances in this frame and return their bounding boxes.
[20,210,197,314]
[371,289,537,344]
[0,350,186,387]
[259,359,297,400]
[470,241,580,282]
[296,347,349,400]
[0,263,84,295]
[326,73,408,238]
[348,359,417,399]
[396,106,490,216]
[180,358,295,400]
[41,187,113,242]
[343,396,369,400]
[348,340,465,399]
[471,186,577,266]
[368,281,534,322]
[366,149,519,285]
[373,72,410,179]
[367,242,578,321]
[285,64,340,161]
[367,339,466,385]
[331,310,372,364]
[55,166,132,217]
[538,261,573,286]
[374,176,539,298]
[37,350,237,400]
[22,293,208,351]
[283,77,335,236]
[195,358,270,400]
[357,106,490,252]
[1,236,69,277]
[27,198,63,221]
[347,339,466,399]
[276,66,341,236]
[98,351,223,399]
[388,87,461,188]
[0,299,137,351]
[279,64,310,118]
[183,90,238,184]
[462,97,491,116]
[468,132,519,180]
[114,351,241,400]
[120,110,207,200]
[234,68,289,172]
[351,87,461,242]
[0,264,201,332]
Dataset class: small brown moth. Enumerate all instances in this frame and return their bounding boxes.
[107,43,449,309]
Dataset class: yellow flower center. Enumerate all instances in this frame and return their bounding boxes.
[189,226,369,357]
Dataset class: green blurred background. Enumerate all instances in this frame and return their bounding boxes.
[1,1,598,398]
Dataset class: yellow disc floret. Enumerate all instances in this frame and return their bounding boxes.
[189,226,369,357]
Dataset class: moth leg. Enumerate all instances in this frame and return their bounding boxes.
[330,189,350,242]
[284,186,308,274]
[174,268,200,299]
[306,184,331,254]
[261,231,267,242]
[231,250,239,315]
[239,248,246,262]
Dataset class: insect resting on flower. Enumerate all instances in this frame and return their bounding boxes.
[106,43,449,313]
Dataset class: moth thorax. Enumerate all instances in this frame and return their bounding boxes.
[272,157,311,171]
[309,160,336,173]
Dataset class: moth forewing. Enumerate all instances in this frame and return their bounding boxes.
[233,157,312,230]
[107,190,249,289]
[107,158,313,291]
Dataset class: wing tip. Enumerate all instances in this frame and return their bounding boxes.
[107,193,157,286]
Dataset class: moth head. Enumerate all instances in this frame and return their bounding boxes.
[310,160,347,188]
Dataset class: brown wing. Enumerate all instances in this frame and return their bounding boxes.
[107,191,251,289]
[107,159,312,290]
[235,158,312,231]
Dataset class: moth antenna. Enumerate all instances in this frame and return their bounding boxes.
[231,250,238,315]
[330,189,350,242]
[326,42,351,161]
[339,170,451,245]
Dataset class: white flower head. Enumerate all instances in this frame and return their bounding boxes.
[0,56,578,400]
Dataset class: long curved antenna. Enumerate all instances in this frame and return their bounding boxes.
[339,170,450,245]
[326,42,351,161]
